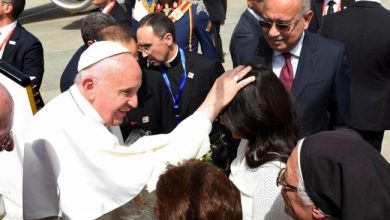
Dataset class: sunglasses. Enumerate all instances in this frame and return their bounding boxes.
[259,16,302,32]
[0,131,14,152]
[276,167,298,190]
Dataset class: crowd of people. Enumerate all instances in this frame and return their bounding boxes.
[0,0,389,219]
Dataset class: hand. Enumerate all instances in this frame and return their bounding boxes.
[197,65,255,122]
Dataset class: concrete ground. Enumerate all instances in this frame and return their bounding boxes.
[20,0,390,161]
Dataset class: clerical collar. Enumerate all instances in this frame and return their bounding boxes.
[164,45,180,68]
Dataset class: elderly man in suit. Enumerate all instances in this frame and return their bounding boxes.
[320,0,390,151]
[0,0,44,108]
[230,0,264,67]
[92,0,132,30]
[256,0,350,137]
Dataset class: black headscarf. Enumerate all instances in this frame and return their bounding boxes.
[300,129,390,219]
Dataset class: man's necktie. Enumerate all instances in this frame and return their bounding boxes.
[280,53,293,92]
[327,1,335,15]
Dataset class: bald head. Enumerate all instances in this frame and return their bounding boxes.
[0,83,14,134]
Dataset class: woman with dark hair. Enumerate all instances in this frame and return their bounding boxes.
[223,64,298,219]
[155,159,242,220]
[281,129,390,220]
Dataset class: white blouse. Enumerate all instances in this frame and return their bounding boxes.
[230,139,293,220]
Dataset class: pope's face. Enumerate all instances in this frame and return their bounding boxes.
[92,54,141,126]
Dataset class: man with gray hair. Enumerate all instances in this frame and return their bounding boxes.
[22,41,255,219]
[255,0,350,137]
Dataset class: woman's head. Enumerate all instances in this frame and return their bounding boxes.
[156,159,242,220]
[222,64,299,168]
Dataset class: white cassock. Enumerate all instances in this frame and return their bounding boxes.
[23,85,211,220]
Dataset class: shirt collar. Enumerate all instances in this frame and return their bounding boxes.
[0,21,17,35]
[69,85,105,125]
[102,1,115,13]
[247,8,261,21]
[325,0,341,6]
[165,44,179,68]
[273,32,305,58]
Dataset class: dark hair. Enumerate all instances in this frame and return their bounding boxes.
[156,159,242,220]
[97,24,135,43]
[80,12,118,46]
[137,13,176,42]
[223,64,299,168]
[9,0,25,19]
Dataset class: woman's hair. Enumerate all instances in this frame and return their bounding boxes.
[223,64,299,168]
[156,159,242,220]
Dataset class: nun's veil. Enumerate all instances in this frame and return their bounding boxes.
[300,129,390,219]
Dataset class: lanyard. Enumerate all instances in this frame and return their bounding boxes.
[104,1,116,14]
[160,48,187,125]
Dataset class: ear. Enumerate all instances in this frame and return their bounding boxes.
[312,207,327,219]
[81,76,96,102]
[163,33,174,46]
[87,40,94,47]
[303,10,314,30]
[3,3,13,15]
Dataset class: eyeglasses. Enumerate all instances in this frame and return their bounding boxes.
[276,168,298,191]
[0,131,14,152]
[137,37,163,54]
[259,16,302,32]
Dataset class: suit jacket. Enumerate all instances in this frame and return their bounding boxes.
[60,45,87,92]
[121,49,224,139]
[321,1,390,130]
[109,1,132,30]
[2,23,44,89]
[2,23,44,108]
[203,0,227,21]
[308,0,354,33]
[230,9,263,67]
[256,31,350,137]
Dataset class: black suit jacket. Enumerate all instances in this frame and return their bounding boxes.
[321,1,390,130]
[121,50,224,139]
[256,32,350,137]
[109,1,132,30]
[3,23,44,89]
[230,9,263,67]
[308,0,354,33]
[204,0,227,21]
[60,45,87,92]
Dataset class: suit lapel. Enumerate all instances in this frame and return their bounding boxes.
[292,32,317,99]
[2,23,21,60]
[255,36,273,69]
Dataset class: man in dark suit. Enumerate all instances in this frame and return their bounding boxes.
[230,0,264,67]
[204,0,227,63]
[256,0,350,137]
[92,0,132,30]
[308,0,354,32]
[1,0,44,108]
[320,0,390,151]
[122,13,224,139]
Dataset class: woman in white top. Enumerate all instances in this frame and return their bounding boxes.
[222,64,298,220]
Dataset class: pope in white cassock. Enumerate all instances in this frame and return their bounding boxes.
[22,41,254,219]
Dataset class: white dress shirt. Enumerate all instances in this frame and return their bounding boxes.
[230,139,293,220]
[23,85,211,220]
[0,21,17,58]
[272,33,304,79]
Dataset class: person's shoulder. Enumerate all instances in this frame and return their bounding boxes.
[185,50,219,67]
[15,23,41,44]
[306,31,345,50]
